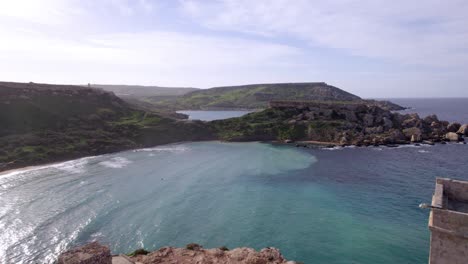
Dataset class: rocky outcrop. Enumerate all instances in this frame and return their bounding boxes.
[57,242,111,264]
[445,132,462,142]
[447,122,461,133]
[57,243,298,264]
[457,124,468,136]
[264,101,466,146]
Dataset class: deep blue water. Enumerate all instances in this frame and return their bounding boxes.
[1,98,467,264]
[384,98,468,123]
[177,110,253,121]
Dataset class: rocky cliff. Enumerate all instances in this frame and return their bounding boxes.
[213,100,467,145]
[0,82,214,172]
[57,242,298,264]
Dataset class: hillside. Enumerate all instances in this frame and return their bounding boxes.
[91,84,198,97]
[0,82,213,172]
[152,82,404,111]
[91,84,199,115]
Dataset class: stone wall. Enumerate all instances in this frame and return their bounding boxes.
[429,178,468,264]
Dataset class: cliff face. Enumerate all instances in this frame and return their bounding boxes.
[0,82,128,136]
[0,82,215,172]
[57,242,298,264]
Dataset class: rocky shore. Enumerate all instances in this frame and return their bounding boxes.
[57,242,299,264]
[268,101,468,146]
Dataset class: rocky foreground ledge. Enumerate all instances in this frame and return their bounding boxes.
[57,242,299,264]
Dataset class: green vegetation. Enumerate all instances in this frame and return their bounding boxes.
[210,107,305,141]
[219,246,229,251]
[186,243,202,250]
[0,82,214,172]
[153,82,362,110]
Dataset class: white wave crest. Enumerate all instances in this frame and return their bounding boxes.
[133,145,189,153]
[99,157,132,169]
[50,157,94,174]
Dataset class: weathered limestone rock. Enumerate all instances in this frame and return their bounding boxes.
[447,122,461,133]
[57,242,111,264]
[131,245,295,264]
[411,134,422,143]
[403,127,422,140]
[445,132,462,142]
[363,114,374,127]
[364,126,384,134]
[424,114,439,124]
[457,124,468,136]
[382,117,393,129]
[58,243,297,264]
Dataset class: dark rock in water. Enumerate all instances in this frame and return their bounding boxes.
[447,122,461,133]
[57,242,111,264]
[385,144,399,148]
[440,141,447,144]
[414,143,421,146]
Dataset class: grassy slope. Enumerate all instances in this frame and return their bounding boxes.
[91,84,199,97]
[210,107,344,142]
[155,82,362,110]
[0,82,213,171]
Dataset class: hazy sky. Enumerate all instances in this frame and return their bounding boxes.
[1,0,467,97]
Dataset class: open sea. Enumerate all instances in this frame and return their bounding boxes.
[1,98,467,264]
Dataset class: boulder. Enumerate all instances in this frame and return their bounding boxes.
[363,114,374,127]
[382,117,393,129]
[364,126,384,134]
[57,242,111,264]
[403,127,422,140]
[447,122,461,133]
[411,134,422,143]
[402,118,421,129]
[457,124,468,136]
[445,132,462,142]
[423,114,439,124]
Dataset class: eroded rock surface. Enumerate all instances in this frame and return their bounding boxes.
[57,242,111,264]
[57,243,298,264]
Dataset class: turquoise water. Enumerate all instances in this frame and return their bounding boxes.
[176,110,253,121]
[2,141,468,264]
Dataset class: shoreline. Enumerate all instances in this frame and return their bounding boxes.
[2,138,466,175]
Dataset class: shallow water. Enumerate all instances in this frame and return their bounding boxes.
[176,110,253,121]
[1,141,468,264]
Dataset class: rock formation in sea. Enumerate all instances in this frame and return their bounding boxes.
[57,242,299,264]
[213,100,467,146]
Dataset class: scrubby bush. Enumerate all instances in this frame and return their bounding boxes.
[219,246,229,251]
[127,248,150,256]
[186,243,202,250]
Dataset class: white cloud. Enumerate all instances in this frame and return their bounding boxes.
[0,22,309,87]
[180,0,468,67]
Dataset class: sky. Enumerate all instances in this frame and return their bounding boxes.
[0,0,467,98]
